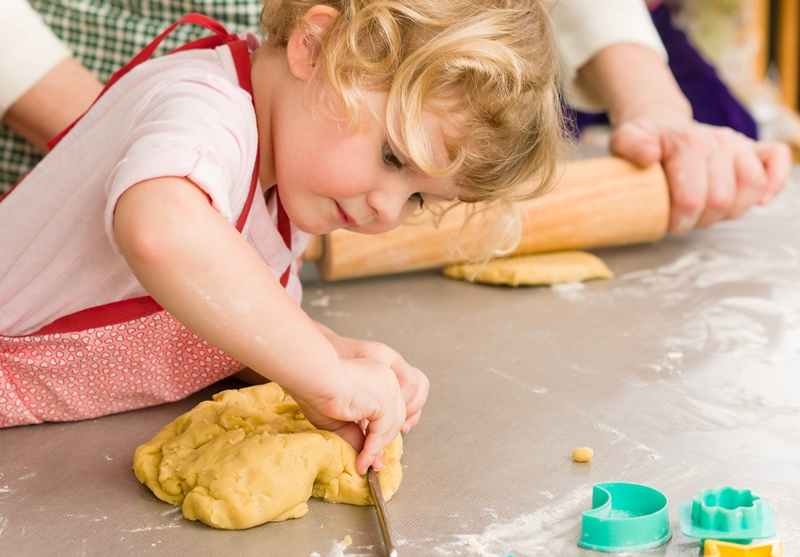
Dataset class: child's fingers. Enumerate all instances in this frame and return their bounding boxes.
[402,410,422,434]
[387,355,429,408]
[357,432,384,475]
[357,425,392,475]
[401,369,429,432]
[332,422,366,453]
[355,393,405,476]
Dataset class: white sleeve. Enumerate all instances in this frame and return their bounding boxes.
[546,0,668,111]
[0,0,72,115]
[104,71,258,251]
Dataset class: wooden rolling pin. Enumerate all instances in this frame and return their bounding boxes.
[303,156,670,281]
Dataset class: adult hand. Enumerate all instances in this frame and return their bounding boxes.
[609,116,792,234]
[576,43,793,235]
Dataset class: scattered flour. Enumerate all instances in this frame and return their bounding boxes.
[550,281,586,302]
[318,535,371,557]
[595,423,661,461]
[310,295,331,307]
[431,485,591,556]
[483,366,548,394]
[557,246,800,370]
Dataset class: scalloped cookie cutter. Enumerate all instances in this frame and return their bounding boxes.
[704,539,783,557]
[679,486,776,544]
[578,482,671,552]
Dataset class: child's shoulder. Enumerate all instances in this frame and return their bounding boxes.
[128,45,254,107]
[80,45,258,154]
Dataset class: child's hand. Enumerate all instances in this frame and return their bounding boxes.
[314,323,430,434]
[288,357,406,475]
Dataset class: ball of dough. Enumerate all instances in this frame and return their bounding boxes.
[442,251,613,287]
[133,383,403,529]
[572,447,594,462]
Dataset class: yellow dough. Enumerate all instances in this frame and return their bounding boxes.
[572,447,594,462]
[133,383,402,529]
[442,251,613,287]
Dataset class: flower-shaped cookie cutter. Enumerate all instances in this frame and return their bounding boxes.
[578,482,671,552]
[679,486,776,544]
[704,539,783,557]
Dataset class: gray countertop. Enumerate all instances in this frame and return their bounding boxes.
[2,165,799,557]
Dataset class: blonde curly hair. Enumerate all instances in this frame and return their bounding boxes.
[261,0,566,254]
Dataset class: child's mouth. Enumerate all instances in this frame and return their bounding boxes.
[335,202,356,226]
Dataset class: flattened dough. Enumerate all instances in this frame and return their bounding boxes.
[133,383,402,529]
[442,251,613,287]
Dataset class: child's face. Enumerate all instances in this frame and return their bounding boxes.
[271,91,460,236]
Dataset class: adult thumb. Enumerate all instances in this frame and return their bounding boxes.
[610,121,662,167]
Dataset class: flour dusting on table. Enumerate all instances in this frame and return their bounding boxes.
[431,485,591,556]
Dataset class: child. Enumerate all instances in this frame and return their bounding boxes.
[0,0,563,474]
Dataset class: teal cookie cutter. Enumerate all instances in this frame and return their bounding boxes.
[578,482,671,552]
[679,486,776,544]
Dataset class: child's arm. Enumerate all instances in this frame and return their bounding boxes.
[114,176,408,474]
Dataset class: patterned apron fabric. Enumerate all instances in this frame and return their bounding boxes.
[0,0,262,193]
[0,312,242,427]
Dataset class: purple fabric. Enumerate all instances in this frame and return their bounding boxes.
[569,3,758,140]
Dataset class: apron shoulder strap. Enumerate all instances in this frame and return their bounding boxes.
[46,14,239,151]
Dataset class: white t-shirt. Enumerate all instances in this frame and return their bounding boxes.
[547,0,667,111]
[0,0,71,115]
[0,36,308,336]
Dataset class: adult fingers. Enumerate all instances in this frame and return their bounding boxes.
[609,120,663,167]
[726,139,768,220]
[660,134,709,234]
[695,129,738,227]
[755,142,792,204]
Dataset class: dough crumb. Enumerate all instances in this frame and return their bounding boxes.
[339,534,353,547]
[572,447,593,462]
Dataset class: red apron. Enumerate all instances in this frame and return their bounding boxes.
[0,14,292,428]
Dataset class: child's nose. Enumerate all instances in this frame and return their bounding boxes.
[366,189,408,224]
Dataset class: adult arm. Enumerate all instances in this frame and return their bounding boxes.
[0,0,103,151]
[548,0,791,233]
[547,0,666,111]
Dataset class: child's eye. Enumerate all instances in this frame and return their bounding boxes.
[410,192,424,208]
[382,142,403,169]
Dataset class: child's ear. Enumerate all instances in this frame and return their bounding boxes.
[286,4,339,81]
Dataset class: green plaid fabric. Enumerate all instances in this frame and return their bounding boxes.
[0,0,262,193]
